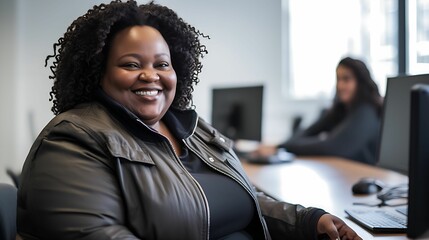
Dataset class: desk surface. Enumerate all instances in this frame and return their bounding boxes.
[241,157,410,240]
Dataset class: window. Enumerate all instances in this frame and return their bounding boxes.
[283,0,398,99]
[408,0,429,74]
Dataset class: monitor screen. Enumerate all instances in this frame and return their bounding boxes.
[407,84,429,238]
[377,74,429,174]
[211,86,263,141]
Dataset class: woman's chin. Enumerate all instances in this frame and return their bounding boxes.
[338,96,352,104]
[136,112,163,126]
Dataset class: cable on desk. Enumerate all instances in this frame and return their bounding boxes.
[353,184,408,207]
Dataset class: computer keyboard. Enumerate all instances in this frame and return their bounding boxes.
[396,206,408,216]
[345,209,407,233]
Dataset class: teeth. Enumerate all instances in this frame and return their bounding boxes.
[135,90,159,96]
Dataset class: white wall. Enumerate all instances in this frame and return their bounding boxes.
[0,0,324,182]
[0,0,18,184]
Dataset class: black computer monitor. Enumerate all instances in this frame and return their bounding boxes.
[211,86,263,141]
[377,74,429,174]
[407,84,429,238]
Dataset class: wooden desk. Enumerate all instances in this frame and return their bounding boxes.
[242,157,410,240]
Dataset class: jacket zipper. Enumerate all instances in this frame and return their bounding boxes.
[166,141,211,240]
[136,118,211,240]
[183,139,268,240]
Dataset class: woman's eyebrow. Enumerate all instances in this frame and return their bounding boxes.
[118,53,170,60]
[155,53,170,58]
[118,53,141,60]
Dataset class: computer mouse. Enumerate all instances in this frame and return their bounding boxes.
[352,178,385,195]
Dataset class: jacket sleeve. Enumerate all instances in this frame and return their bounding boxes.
[279,105,379,161]
[256,190,326,240]
[17,121,140,240]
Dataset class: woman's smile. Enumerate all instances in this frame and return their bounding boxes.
[134,89,161,97]
[132,88,163,100]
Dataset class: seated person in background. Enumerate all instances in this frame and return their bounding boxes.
[17,2,361,240]
[258,57,382,164]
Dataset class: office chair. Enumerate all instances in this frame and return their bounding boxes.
[0,183,17,240]
[291,115,303,135]
[6,169,20,188]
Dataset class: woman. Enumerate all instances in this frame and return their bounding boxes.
[259,57,382,165]
[17,1,361,239]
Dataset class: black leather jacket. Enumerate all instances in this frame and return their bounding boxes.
[17,91,325,240]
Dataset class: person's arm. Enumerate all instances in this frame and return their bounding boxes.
[256,191,361,240]
[280,105,379,159]
[292,109,339,139]
[18,121,140,240]
[256,191,326,239]
[254,110,340,157]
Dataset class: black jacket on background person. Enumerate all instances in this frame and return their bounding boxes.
[281,104,380,165]
[17,90,326,240]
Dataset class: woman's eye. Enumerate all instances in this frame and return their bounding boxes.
[122,63,140,69]
[156,62,170,68]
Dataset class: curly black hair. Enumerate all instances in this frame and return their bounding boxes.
[45,0,208,115]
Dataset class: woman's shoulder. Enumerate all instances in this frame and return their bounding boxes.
[40,102,121,141]
[195,117,234,152]
[195,117,223,138]
[342,103,381,129]
[57,101,109,121]
[51,102,115,129]
[353,102,380,118]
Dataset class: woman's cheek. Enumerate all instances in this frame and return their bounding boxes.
[163,71,178,90]
[114,71,139,89]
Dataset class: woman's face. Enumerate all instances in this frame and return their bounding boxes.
[336,65,357,105]
[101,25,177,128]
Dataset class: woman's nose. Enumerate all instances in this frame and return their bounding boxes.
[139,70,160,82]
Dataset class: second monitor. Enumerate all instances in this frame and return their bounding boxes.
[377,74,429,174]
[211,86,263,141]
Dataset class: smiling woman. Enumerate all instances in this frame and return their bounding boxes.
[17,1,361,240]
[46,1,206,116]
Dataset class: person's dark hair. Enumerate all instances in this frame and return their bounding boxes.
[333,57,383,114]
[45,0,208,115]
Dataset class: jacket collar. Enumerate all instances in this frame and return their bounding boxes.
[95,88,198,142]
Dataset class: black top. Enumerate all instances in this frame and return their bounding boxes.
[280,104,380,164]
[180,148,255,240]
[147,98,255,239]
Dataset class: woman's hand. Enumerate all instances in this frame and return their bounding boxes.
[253,145,277,157]
[317,214,362,240]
